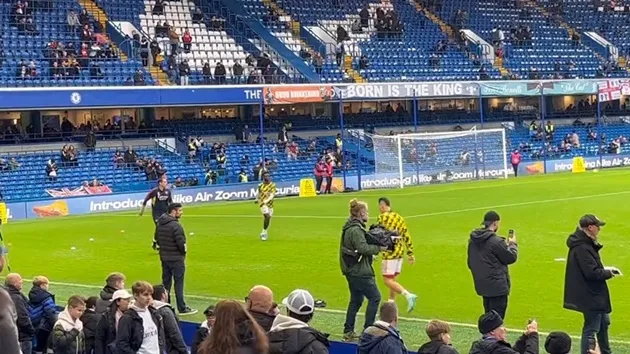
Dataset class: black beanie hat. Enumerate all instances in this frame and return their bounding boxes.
[477,310,504,334]
[545,331,572,354]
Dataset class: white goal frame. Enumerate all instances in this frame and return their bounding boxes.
[370,127,508,188]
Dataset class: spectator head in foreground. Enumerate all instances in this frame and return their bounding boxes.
[349,198,369,222]
[482,211,500,232]
[131,281,154,309]
[282,289,315,323]
[5,273,23,290]
[358,301,406,354]
[478,310,506,339]
[33,275,50,290]
[417,319,458,353]
[66,295,87,321]
[198,299,269,354]
[0,251,21,354]
[545,331,571,354]
[96,272,126,313]
[112,289,133,311]
[246,285,277,332]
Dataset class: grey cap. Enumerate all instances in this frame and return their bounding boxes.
[282,289,314,315]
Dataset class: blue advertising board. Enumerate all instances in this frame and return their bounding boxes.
[517,153,630,176]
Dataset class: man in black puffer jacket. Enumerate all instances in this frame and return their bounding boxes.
[467,211,518,320]
[115,282,165,354]
[268,289,329,354]
[155,203,196,315]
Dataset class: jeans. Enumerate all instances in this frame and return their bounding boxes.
[581,312,611,354]
[483,295,508,320]
[20,341,32,354]
[161,259,187,312]
[343,275,381,334]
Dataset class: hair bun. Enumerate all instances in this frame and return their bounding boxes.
[349,199,359,208]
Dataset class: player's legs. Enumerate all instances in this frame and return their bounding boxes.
[381,259,417,312]
[260,206,272,241]
[152,216,160,250]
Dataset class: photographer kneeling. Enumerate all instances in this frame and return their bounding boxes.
[340,199,386,342]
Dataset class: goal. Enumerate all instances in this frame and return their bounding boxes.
[366,127,509,189]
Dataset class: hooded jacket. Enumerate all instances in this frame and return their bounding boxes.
[6,284,35,342]
[469,333,538,354]
[268,314,330,354]
[358,320,406,354]
[95,285,117,314]
[467,228,518,297]
[94,304,119,354]
[249,309,276,332]
[153,300,188,354]
[51,308,85,354]
[563,228,613,314]
[28,286,58,330]
[80,308,101,354]
[417,340,459,354]
[340,219,381,278]
[190,320,210,354]
[155,214,187,262]
[115,305,165,354]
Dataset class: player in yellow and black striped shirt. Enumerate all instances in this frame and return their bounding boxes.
[256,172,276,241]
[377,197,417,312]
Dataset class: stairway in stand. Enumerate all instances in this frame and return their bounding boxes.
[77,0,171,85]
[411,0,509,77]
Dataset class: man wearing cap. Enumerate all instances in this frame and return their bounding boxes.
[564,214,616,354]
[95,289,132,354]
[467,211,518,320]
[469,310,538,354]
[268,289,330,354]
[544,332,572,354]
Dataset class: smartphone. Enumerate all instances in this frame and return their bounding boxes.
[508,229,515,236]
[588,337,596,350]
[527,318,534,324]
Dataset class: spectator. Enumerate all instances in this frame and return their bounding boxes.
[545,121,555,140]
[113,150,125,168]
[359,56,369,70]
[90,63,105,80]
[51,296,86,354]
[79,9,90,26]
[5,273,35,354]
[8,157,20,171]
[174,177,185,188]
[202,62,212,84]
[182,28,192,53]
[544,332,571,354]
[216,150,227,170]
[469,311,538,354]
[238,169,248,183]
[197,300,269,354]
[233,60,244,84]
[0,250,21,354]
[179,60,190,86]
[277,126,288,149]
[191,305,215,354]
[116,281,165,354]
[150,39,161,66]
[571,131,580,148]
[28,276,58,353]
[337,24,348,42]
[192,6,204,24]
[168,26,180,55]
[84,130,97,152]
[67,10,80,32]
[205,169,217,185]
[152,0,164,15]
[287,142,299,160]
[246,285,277,332]
[45,159,58,181]
[123,146,138,167]
[95,272,126,314]
[210,16,224,30]
[313,53,323,75]
[95,289,132,354]
[214,61,227,84]
[80,297,100,354]
[358,301,405,354]
[140,37,150,66]
[417,320,459,354]
[152,285,188,354]
[268,289,329,354]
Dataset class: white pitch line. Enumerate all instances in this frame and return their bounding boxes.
[30,279,630,345]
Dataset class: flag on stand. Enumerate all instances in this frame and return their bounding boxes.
[598,80,622,102]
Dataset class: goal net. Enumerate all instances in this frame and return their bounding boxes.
[365,127,509,189]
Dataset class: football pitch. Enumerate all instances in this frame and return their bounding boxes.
[6,169,630,353]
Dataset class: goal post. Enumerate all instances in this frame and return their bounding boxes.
[365,127,510,189]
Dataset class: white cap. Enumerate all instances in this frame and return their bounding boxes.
[282,289,314,315]
[112,289,132,301]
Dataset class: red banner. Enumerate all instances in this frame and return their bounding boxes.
[263,85,335,105]
[46,185,112,198]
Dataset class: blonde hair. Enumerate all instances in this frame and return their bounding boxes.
[349,199,368,219]
[425,320,452,341]
[105,272,125,287]
[131,281,154,296]
[33,276,49,287]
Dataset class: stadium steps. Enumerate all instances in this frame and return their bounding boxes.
[344,54,365,83]
[493,57,509,77]
[77,0,128,62]
[410,0,454,38]
[149,66,171,86]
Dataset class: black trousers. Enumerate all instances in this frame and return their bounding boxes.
[343,275,381,334]
[161,259,187,312]
[483,295,508,320]
[325,176,333,194]
[512,163,519,177]
[315,176,323,191]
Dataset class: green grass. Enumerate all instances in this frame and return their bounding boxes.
[5,169,630,353]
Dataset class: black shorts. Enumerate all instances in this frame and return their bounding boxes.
[153,212,164,224]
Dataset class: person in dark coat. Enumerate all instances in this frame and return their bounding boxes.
[469,311,538,354]
[28,276,59,353]
[358,302,405,354]
[5,273,35,354]
[152,285,187,354]
[246,285,277,333]
[50,296,86,354]
[155,203,196,315]
[268,289,330,354]
[417,320,459,354]
[196,299,269,354]
[80,297,101,354]
[0,252,21,354]
[191,305,215,354]
[467,211,518,320]
[95,273,126,314]
[95,289,132,354]
[563,215,616,354]
[115,281,166,354]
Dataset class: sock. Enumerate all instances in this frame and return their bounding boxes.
[401,290,410,298]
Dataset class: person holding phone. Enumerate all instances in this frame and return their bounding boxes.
[467,211,518,320]
[563,214,617,354]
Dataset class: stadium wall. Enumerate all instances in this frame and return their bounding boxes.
[7,152,630,222]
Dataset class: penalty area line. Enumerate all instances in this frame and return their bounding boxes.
[30,279,630,345]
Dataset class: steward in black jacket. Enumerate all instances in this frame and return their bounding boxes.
[155,213,186,262]
[563,226,613,314]
[115,305,165,354]
[467,228,518,298]
[5,284,35,343]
